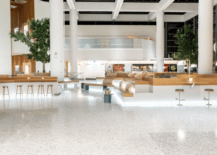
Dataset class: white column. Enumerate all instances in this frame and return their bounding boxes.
[50,0,64,81]
[198,0,213,74]
[156,10,164,72]
[0,0,11,75]
[70,9,78,77]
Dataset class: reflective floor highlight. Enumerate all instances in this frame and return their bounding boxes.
[1,88,217,155]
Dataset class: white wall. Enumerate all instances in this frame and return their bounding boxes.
[12,39,30,55]
[65,25,156,41]
[34,2,158,73]
[34,0,50,73]
[36,62,51,73]
[142,40,156,60]
[12,0,50,55]
[0,0,11,75]
[65,49,143,61]
[34,0,50,20]
[64,39,156,62]
[78,65,105,79]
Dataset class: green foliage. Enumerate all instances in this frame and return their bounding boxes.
[10,18,50,64]
[173,24,198,64]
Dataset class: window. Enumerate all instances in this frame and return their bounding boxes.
[14,27,19,34]
[24,25,28,36]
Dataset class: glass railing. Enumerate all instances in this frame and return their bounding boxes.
[64,38,143,49]
[69,72,84,80]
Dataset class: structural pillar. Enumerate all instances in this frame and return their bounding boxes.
[70,9,78,78]
[0,0,11,75]
[156,10,164,72]
[50,0,64,81]
[198,0,213,74]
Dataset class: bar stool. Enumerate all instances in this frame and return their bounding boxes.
[27,85,34,97]
[2,86,10,98]
[16,85,23,97]
[175,89,185,106]
[204,89,214,106]
[38,85,45,96]
[47,85,53,96]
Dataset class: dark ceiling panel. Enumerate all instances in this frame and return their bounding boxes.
[164,12,186,15]
[75,0,115,2]
[40,0,67,2]
[65,21,156,25]
[119,12,149,14]
[79,11,112,14]
[174,0,198,3]
[124,0,160,3]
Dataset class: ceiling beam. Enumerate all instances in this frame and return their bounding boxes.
[67,0,76,10]
[183,12,198,21]
[121,3,158,12]
[148,0,174,20]
[67,0,79,19]
[159,0,175,10]
[75,2,197,12]
[76,2,115,11]
[77,14,184,22]
[165,3,198,12]
[148,12,157,20]
[113,0,124,20]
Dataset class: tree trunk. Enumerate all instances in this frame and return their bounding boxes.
[43,62,46,73]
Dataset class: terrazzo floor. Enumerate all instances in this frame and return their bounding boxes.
[1,86,217,155]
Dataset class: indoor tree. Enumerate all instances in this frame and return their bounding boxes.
[173,24,198,65]
[10,18,50,73]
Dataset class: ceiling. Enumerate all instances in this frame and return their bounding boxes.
[41,0,209,23]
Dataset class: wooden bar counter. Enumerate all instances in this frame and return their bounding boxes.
[117,73,217,103]
[0,77,59,97]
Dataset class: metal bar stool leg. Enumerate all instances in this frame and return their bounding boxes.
[177,92,183,106]
[206,92,212,106]
[176,89,184,106]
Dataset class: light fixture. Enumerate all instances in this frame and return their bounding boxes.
[177,130,185,141]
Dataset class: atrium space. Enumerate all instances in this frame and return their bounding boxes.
[1,0,217,154]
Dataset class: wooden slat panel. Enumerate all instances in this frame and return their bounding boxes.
[135,80,150,85]
[0,77,57,83]
[123,93,134,97]
[12,55,36,75]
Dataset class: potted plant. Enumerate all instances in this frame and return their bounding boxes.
[10,18,50,73]
[173,24,198,70]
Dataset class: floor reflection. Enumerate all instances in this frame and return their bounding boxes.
[0,88,217,155]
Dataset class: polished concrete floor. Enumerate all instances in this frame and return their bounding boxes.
[1,86,217,155]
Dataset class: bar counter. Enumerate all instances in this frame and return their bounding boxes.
[0,77,58,97]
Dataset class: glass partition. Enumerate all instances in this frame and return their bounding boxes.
[64,38,143,49]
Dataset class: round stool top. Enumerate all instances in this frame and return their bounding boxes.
[2,86,8,88]
[38,85,44,87]
[28,85,34,87]
[175,89,184,92]
[17,85,22,87]
[47,85,53,87]
[205,89,214,92]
